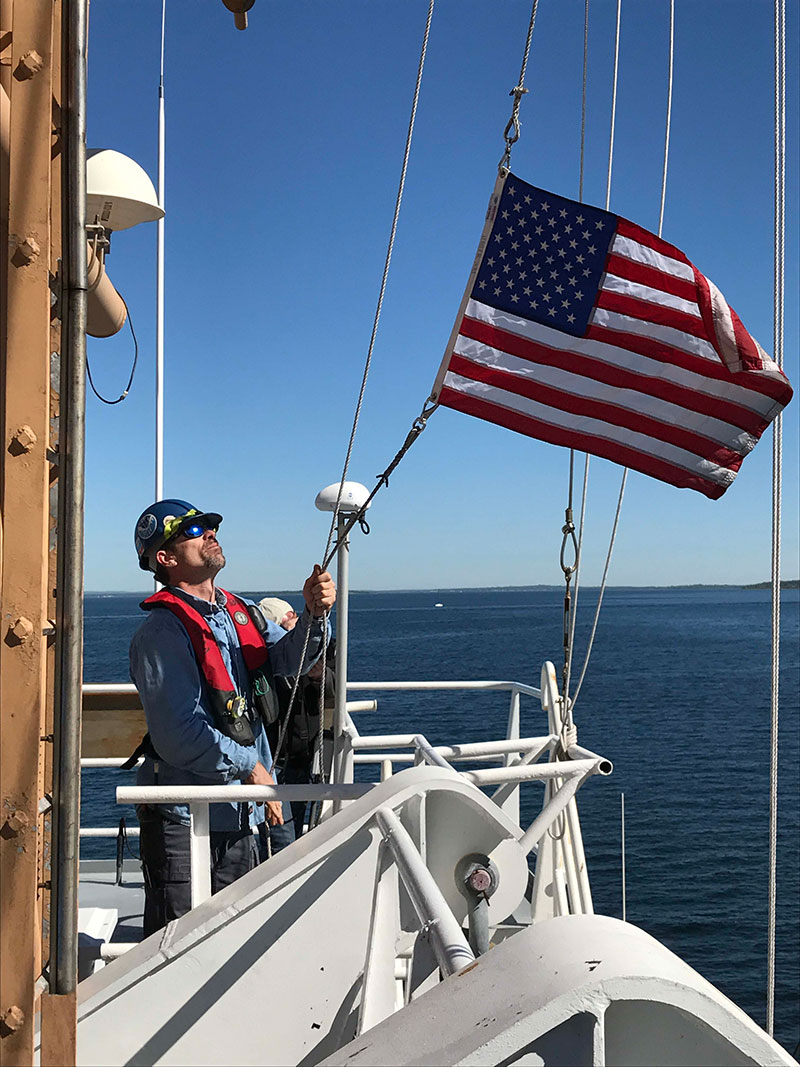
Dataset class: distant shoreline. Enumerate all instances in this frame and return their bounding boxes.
[86,580,800,595]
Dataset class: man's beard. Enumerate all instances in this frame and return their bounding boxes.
[201,543,226,573]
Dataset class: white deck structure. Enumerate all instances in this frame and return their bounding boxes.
[68,665,796,1066]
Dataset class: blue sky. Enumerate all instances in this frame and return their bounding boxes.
[84,0,798,592]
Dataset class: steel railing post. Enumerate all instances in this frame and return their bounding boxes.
[189,803,212,907]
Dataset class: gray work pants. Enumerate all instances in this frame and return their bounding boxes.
[137,805,260,938]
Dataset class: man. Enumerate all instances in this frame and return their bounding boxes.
[129,498,335,936]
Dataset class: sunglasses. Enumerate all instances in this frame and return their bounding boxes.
[177,522,217,541]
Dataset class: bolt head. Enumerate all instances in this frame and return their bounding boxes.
[12,425,37,452]
[467,867,493,893]
[16,49,43,78]
[5,810,30,835]
[9,616,34,644]
[1,1005,25,1032]
[15,237,41,264]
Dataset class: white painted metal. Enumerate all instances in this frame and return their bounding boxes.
[189,803,211,907]
[520,772,583,855]
[374,807,475,977]
[155,0,166,501]
[76,769,528,1067]
[357,843,401,1036]
[117,783,372,804]
[621,791,627,921]
[332,512,351,800]
[347,680,541,697]
[325,915,797,1067]
[79,827,140,838]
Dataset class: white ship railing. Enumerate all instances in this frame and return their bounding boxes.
[82,668,610,922]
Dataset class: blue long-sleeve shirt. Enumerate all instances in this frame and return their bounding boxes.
[129,586,328,830]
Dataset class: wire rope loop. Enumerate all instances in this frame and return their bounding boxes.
[559,512,579,578]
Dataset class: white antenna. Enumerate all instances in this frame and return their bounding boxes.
[155,0,166,501]
[621,791,627,921]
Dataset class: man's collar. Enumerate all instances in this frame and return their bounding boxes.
[167,585,227,613]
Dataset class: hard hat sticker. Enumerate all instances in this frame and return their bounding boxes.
[137,513,157,539]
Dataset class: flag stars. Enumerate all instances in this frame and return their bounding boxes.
[550,270,558,280]
[501,209,510,220]
[478,280,486,289]
[524,194,532,204]
[511,241,520,251]
[506,280,515,290]
[543,293,551,302]
[516,257,524,266]
[540,241,549,252]
[491,272,499,282]
[583,268,591,277]
[562,299,571,308]
[564,224,572,234]
[523,286,532,295]
[530,300,539,309]
[523,233,532,243]
[513,201,522,212]
[548,307,557,317]
[569,239,578,249]
[545,255,554,265]
[547,216,557,227]
[555,284,564,294]
[567,313,576,324]
[531,209,539,220]
[576,214,584,224]
[499,250,507,258]
[535,225,544,235]
[510,293,520,302]
[494,287,502,296]
[582,230,591,240]
[503,264,511,273]
[587,244,596,254]
[519,270,527,280]
[508,185,516,196]
[506,227,515,236]
[557,248,566,259]
[575,290,584,300]
[559,208,568,218]
[541,201,550,211]
[487,257,495,266]
[595,219,604,229]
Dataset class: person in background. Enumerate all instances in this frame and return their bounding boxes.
[129,499,335,936]
[258,596,334,853]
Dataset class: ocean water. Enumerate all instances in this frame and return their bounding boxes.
[83,586,800,1053]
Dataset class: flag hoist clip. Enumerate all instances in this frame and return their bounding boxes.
[499,85,529,173]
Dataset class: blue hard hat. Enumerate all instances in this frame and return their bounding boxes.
[134,499,223,571]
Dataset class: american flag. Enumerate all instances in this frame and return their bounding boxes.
[432,172,793,499]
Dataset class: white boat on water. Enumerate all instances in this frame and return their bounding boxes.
[1,1,796,1065]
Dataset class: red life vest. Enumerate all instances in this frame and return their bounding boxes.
[141,587,271,746]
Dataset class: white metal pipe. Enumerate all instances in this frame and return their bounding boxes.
[621,791,627,921]
[491,740,554,806]
[351,734,417,750]
[99,943,136,959]
[353,753,415,765]
[375,808,474,977]
[434,736,551,759]
[332,512,351,789]
[347,681,541,697]
[413,736,452,771]
[155,0,166,501]
[81,757,142,768]
[559,816,583,915]
[345,699,378,713]
[117,783,372,805]
[463,759,599,786]
[189,804,211,908]
[565,796,594,914]
[519,774,583,855]
[553,866,569,917]
[567,743,613,775]
[79,827,140,838]
[82,683,138,695]
[380,760,393,782]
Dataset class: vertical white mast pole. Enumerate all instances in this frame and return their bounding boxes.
[155,0,166,501]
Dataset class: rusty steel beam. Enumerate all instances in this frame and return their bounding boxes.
[0,0,58,1063]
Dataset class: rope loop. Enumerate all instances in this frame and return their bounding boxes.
[559,507,579,577]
